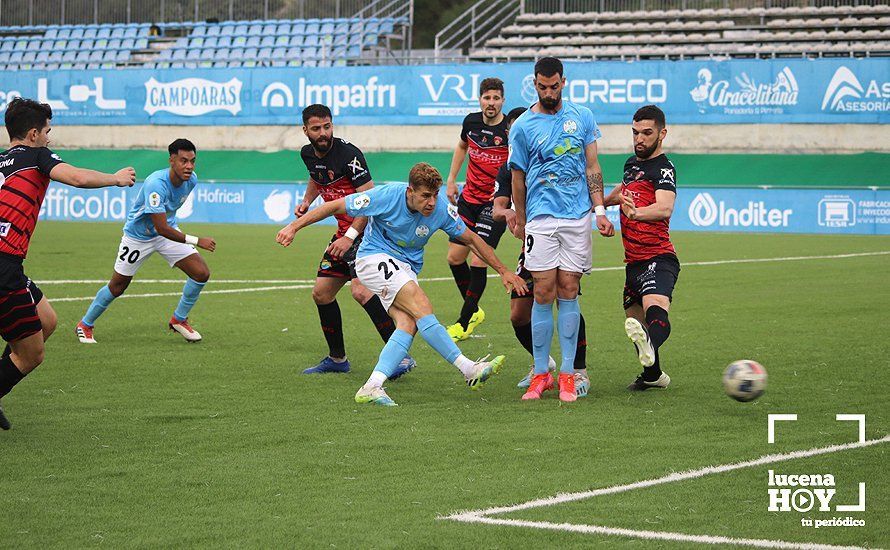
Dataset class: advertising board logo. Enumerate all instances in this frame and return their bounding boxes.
[0,89,22,110]
[418,73,480,117]
[261,82,294,108]
[818,196,855,228]
[520,74,537,104]
[689,192,793,228]
[298,76,395,116]
[264,189,292,222]
[519,74,667,106]
[821,66,890,113]
[144,77,242,116]
[37,77,126,111]
[690,67,798,115]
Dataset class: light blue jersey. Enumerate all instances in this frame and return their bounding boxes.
[123,168,197,240]
[345,183,467,274]
[508,101,601,221]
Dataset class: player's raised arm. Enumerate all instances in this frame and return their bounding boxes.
[621,189,675,222]
[295,178,321,217]
[276,197,347,247]
[456,228,528,296]
[50,163,135,189]
[150,213,215,251]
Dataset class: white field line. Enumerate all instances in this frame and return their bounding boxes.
[35,250,890,286]
[50,284,314,303]
[443,434,890,550]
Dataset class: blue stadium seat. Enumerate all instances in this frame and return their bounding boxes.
[291,22,306,35]
[285,46,301,58]
[59,62,73,70]
[206,25,221,37]
[83,28,97,39]
[204,37,218,48]
[246,35,261,48]
[212,61,227,68]
[287,59,301,67]
[66,39,80,50]
[51,39,66,49]
[116,50,130,62]
[111,27,125,39]
[214,48,230,60]
[217,36,232,48]
[89,50,104,62]
[302,46,318,58]
[244,47,258,59]
[380,19,395,34]
[303,34,320,47]
[200,48,214,60]
[334,21,349,34]
[260,35,275,47]
[48,51,62,62]
[172,49,186,61]
[232,35,247,47]
[363,33,378,46]
[333,34,348,47]
[271,47,287,59]
[262,23,277,35]
[135,38,148,49]
[227,60,242,68]
[0,41,12,53]
[56,28,71,39]
[108,38,121,50]
[289,35,304,47]
[102,50,117,61]
[121,38,135,49]
[189,37,204,48]
[158,49,173,60]
[26,39,41,51]
[305,23,320,35]
[186,49,201,61]
[124,26,138,39]
[302,58,317,67]
[75,51,89,62]
[275,35,289,46]
[170,62,185,68]
[97,27,111,39]
[45,28,58,39]
[229,48,244,60]
[276,23,291,35]
[258,47,272,61]
[80,39,95,50]
[62,51,76,62]
[199,60,212,68]
[46,63,61,70]
[235,24,248,36]
[221,25,235,36]
[192,25,207,37]
[0,52,9,63]
[242,59,257,68]
[248,24,263,35]
[95,39,108,49]
[36,51,49,62]
[13,39,27,51]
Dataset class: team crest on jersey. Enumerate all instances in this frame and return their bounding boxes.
[447,203,459,220]
[494,136,503,146]
[563,119,577,134]
[352,193,371,210]
[415,225,430,237]
[149,192,161,208]
[327,170,335,181]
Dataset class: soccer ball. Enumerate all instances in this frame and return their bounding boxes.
[722,360,767,402]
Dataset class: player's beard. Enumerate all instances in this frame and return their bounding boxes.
[311,136,332,153]
[635,139,660,160]
[539,95,560,110]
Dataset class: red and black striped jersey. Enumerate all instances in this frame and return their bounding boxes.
[620,153,677,263]
[460,112,509,205]
[0,145,65,258]
[301,137,372,238]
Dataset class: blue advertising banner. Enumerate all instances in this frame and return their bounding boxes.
[39,181,890,235]
[2,58,888,125]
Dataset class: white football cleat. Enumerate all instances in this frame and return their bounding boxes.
[75,321,97,344]
[625,317,655,367]
[169,317,202,342]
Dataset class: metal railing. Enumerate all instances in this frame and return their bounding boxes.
[434,0,519,60]
[0,0,378,26]
[521,0,890,13]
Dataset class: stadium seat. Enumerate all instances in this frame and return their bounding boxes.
[262,23,277,35]
[248,24,263,35]
[97,27,111,39]
[61,50,76,62]
[192,25,207,37]
[80,39,94,50]
[172,49,187,61]
[220,25,235,37]
[227,60,243,68]
[246,36,260,48]
[258,47,272,61]
[232,35,247,47]
[35,51,49,62]
[123,26,138,39]
[48,51,62,62]
[0,41,12,53]
[212,61,227,68]
[95,38,108,49]
[276,23,291,35]
[285,46,301,58]
[134,38,148,49]
[190,37,204,48]
[229,48,244,60]
[217,36,232,48]
[271,47,287,59]
[291,22,306,35]
[83,28,97,39]
[275,35,289,46]
[214,48,230,60]
[111,27,125,39]
[289,35,304,47]
[235,24,248,36]
[121,38,135,49]
[243,47,258,60]
[206,25,221,37]
[260,35,275,47]
[186,49,201,61]
[75,51,89,62]
[0,52,9,64]
[88,50,104,62]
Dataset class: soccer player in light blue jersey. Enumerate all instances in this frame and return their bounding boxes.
[277,162,528,406]
[76,139,216,344]
[509,57,615,403]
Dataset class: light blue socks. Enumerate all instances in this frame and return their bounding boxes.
[173,278,206,321]
[417,314,461,363]
[81,285,115,327]
[531,301,554,374]
[557,298,580,373]
[372,329,414,378]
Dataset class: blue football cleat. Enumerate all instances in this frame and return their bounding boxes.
[389,355,416,380]
[302,356,351,374]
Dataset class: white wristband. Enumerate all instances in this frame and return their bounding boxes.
[185,234,199,245]
[594,205,607,216]
[344,227,360,240]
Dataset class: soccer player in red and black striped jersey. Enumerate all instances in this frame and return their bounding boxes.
[605,105,680,392]
[0,98,135,429]
[444,77,510,342]
[289,104,413,376]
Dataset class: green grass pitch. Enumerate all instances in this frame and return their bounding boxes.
[1,221,888,548]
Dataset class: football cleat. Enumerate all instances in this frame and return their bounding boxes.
[627,372,671,391]
[75,321,97,344]
[354,384,398,406]
[517,356,557,388]
[389,355,416,380]
[625,317,655,367]
[446,322,469,342]
[303,356,351,374]
[466,307,485,334]
[465,354,504,390]
[558,372,577,402]
[521,372,554,400]
[0,401,10,430]
[169,317,202,342]
[574,370,590,398]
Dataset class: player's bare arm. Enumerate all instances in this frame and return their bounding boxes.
[445,139,468,205]
[327,182,372,259]
[621,189,676,222]
[150,213,215,251]
[276,197,347,247]
[604,184,623,207]
[295,178,321,217]
[457,229,528,296]
[511,168,528,241]
[585,141,615,237]
[50,163,135,189]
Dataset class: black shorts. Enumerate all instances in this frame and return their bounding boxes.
[317,234,360,279]
[623,254,680,309]
[0,253,44,342]
[448,196,506,248]
[510,252,582,300]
